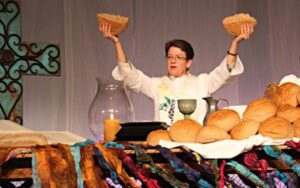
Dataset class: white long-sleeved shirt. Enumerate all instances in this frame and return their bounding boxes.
[112,56,244,125]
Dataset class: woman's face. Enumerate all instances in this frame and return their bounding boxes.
[166,47,192,77]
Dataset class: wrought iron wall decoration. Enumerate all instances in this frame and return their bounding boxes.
[0,0,61,124]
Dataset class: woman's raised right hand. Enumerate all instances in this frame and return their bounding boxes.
[99,21,119,44]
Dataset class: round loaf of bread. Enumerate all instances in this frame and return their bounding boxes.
[97,13,129,36]
[258,117,294,139]
[272,82,300,107]
[169,119,202,143]
[276,104,300,123]
[206,109,241,132]
[230,120,260,140]
[196,126,231,144]
[243,98,277,122]
[294,119,300,138]
[146,129,171,146]
[222,13,257,36]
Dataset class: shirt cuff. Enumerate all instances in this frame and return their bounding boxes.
[118,61,132,75]
[226,61,236,73]
[112,61,133,81]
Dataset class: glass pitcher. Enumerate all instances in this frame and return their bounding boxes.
[202,96,229,126]
[88,78,135,141]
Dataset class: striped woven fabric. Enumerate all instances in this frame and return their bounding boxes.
[32,144,78,188]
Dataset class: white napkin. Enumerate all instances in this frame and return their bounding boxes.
[279,74,300,85]
[159,134,300,159]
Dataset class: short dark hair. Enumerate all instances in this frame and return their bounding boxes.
[165,39,194,60]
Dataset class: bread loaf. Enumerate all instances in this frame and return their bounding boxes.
[146,129,171,146]
[230,120,260,140]
[169,119,202,143]
[276,104,300,123]
[222,13,257,36]
[243,98,277,122]
[206,109,241,132]
[97,13,129,36]
[294,119,300,138]
[258,117,294,139]
[272,82,300,107]
[196,126,231,144]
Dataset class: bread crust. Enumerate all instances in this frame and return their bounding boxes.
[146,129,171,146]
[169,119,202,143]
[258,117,294,139]
[206,109,241,132]
[196,126,231,144]
[223,13,257,36]
[97,13,129,36]
[243,98,277,122]
[276,104,300,123]
[272,82,300,107]
[230,120,260,140]
[294,119,300,138]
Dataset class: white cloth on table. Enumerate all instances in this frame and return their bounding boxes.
[0,120,32,132]
[0,120,86,145]
[159,134,300,159]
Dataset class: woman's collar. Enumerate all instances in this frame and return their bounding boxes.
[168,72,190,81]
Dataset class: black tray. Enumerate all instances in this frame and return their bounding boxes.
[115,121,168,141]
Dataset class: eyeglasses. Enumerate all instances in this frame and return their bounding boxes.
[165,55,187,62]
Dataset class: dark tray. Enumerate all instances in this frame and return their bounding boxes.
[115,121,168,141]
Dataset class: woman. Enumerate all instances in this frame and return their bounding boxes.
[99,22,254,125]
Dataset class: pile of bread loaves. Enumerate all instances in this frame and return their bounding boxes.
[146,82,300,146]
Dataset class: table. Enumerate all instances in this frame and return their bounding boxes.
[1,141,299,187]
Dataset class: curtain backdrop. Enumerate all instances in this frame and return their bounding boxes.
[19,0,300,140]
